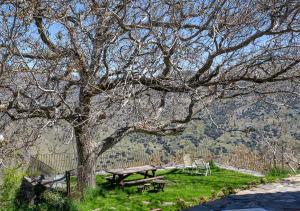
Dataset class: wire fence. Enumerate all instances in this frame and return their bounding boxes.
[213,146,300,173]
[26,146,300,177]
[27,148,211,176]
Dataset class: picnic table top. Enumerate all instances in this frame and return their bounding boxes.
[105,165,157,175]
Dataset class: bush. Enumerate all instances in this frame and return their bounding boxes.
[0,167,25,210]
[260,177,267,184]
[40,189,70,210]
[266,167,291,180]
[198,196,208,204]
[175,198,190,209]
[209,160,218,169]
[220,187,234,196]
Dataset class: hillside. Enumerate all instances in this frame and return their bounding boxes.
[113,96,300,157]
[1,94,300,163]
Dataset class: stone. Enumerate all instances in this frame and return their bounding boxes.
[161,202,176,206]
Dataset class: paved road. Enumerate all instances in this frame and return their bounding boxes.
[186,175,300,211]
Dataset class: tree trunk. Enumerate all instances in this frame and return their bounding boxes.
[74,86,97,192]
[75,127,97,192]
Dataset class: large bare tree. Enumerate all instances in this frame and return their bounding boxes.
[0,0,299,190]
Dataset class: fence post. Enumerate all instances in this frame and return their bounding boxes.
[66,171,71,197]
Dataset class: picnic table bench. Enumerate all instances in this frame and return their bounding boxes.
[105,165,160,188]
[152,179,166,192]
[136,179,165,192]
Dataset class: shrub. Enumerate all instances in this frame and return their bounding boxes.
[40,189,70,210]
[198,196,208,204]
[220,187,229,196]
[266,167,291,180]
[209,160,218,169]
[175,198,190,209]
[210,190,218,199]
[220,186,237,196]
[260,177,267,184]
[0,167,25,210]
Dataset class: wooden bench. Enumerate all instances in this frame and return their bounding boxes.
[137,183,152,192]
[136,178,166,192]
[123,176,164,186]
[152,180,166,192]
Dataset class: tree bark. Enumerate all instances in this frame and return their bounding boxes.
[75,125,97,191]
[74,84,97,191]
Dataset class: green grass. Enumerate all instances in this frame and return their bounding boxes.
[71,167,262,211]
[265,167,294,182]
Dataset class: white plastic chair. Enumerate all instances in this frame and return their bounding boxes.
[193,159,211,176]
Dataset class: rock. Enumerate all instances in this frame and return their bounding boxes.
[161,202,175,206]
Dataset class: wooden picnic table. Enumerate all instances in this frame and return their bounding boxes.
[105,165,158,187]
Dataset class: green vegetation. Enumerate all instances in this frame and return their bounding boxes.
[265,167,294,182]
[0,167,25,210]
[2,166,295,211]
[71,167,262,211]
[38,189,70,210]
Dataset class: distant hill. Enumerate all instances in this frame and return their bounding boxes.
[112,95,300,157]
[2,94,300,161]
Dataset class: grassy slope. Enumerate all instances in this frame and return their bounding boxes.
[71,167,261,211]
